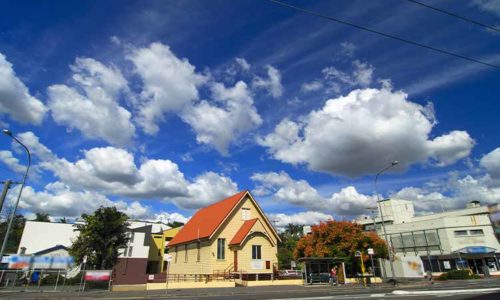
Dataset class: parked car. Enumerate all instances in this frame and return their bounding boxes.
[279,269,301,277]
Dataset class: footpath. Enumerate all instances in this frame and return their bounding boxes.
[1,278,499,299]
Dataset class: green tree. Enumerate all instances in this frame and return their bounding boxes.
[168,221,184,228]
[277,223,302,269]
[33,212,50,222]
[0,214,26,253]
[59,217,68,223]
[69,207,130,270]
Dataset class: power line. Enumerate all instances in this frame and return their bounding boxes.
[407,0,500,33]
[268,0,500,69]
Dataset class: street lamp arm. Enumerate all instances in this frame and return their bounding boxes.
[11,135,31,174]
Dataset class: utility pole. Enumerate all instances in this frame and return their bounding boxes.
[0,180,13,213]
[0,130,31,262]
[374,161,398,285]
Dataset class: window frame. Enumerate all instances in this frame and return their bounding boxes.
[197,241,201,262]
[454,230,468,237]
[242,208,251,220]
[469,229,484,236]
[217,238,225,260]
[252,245,262,260]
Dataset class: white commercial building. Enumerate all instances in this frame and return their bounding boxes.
[357,199,500,278]
[17,220,169,257]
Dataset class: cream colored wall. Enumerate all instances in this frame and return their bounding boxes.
[169,240,212,275]
[168,194,278,275]
[238,234,277,273]
[209,195,278,274]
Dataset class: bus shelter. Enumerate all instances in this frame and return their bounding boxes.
[298,257,347,285]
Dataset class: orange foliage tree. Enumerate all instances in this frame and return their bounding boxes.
[294,220,387,263]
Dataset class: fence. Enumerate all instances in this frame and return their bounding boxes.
[0,269,111,292]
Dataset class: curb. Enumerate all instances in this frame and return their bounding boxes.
[392,287,500,295]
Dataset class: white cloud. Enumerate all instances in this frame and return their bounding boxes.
[390,186,448,213]
[252,65,283,98]
[181,81,262,154]
[17,131,56,161]
[472,0,500,16]
[427,130,475,166]
[321,60,374,93]
[128,42,207,134]
[17,182,111,217]
[340,42,356,57]
[19,131,239,210]
[15,182,154,219]
[259,85,474,177]
[251,171,324,206]
[154,211,190,224]
[301,80,323,93]
[251,171,377,216]
[0,53,47,124]
[480,148,500,179]
[235,57,251,71]
[269,211,333,228]
[47,57,135,146]
[173,171,239,209]
[78,147,140,185]
[329,186,377,216]
[0,150,26,174]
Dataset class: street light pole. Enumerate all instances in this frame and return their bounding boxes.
[0,130,31,261]
[374,161,398,284]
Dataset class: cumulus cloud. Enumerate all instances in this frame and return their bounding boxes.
[252,65,283,98]
[18,131,239,210]
[259,85,474,177]
[390,186,448,213]
[0,53,47,124]
[181,81,262,154]
[251,171,324,206]
[128,42,207,134]
[0,150,26,174]
[269,211,333,228]
[47,57,135,145]
[15,182,154,219]
[480,148,500,179]
[173,171,239,209]
[427,130,475,166]
[154,211,190,224]
[251,171,377,216]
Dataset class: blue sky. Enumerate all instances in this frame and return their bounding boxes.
[0,0,499,226]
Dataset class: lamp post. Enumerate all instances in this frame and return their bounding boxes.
[0,129,31,262]
[374,161,398,284]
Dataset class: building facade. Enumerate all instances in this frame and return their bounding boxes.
[357,200,500,277]
[167,190,280,276]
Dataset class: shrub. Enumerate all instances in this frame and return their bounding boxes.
[438,269,480,280]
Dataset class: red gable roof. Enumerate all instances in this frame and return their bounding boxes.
[168,190,247,247]
[229,218,258,245]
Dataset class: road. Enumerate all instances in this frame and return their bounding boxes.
[1,279,499,299]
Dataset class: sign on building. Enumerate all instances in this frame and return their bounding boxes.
[250,260,264,270]
[2,255,75,270]
[85,270,112,281]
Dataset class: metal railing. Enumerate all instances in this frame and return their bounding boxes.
[0,269,111,292]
